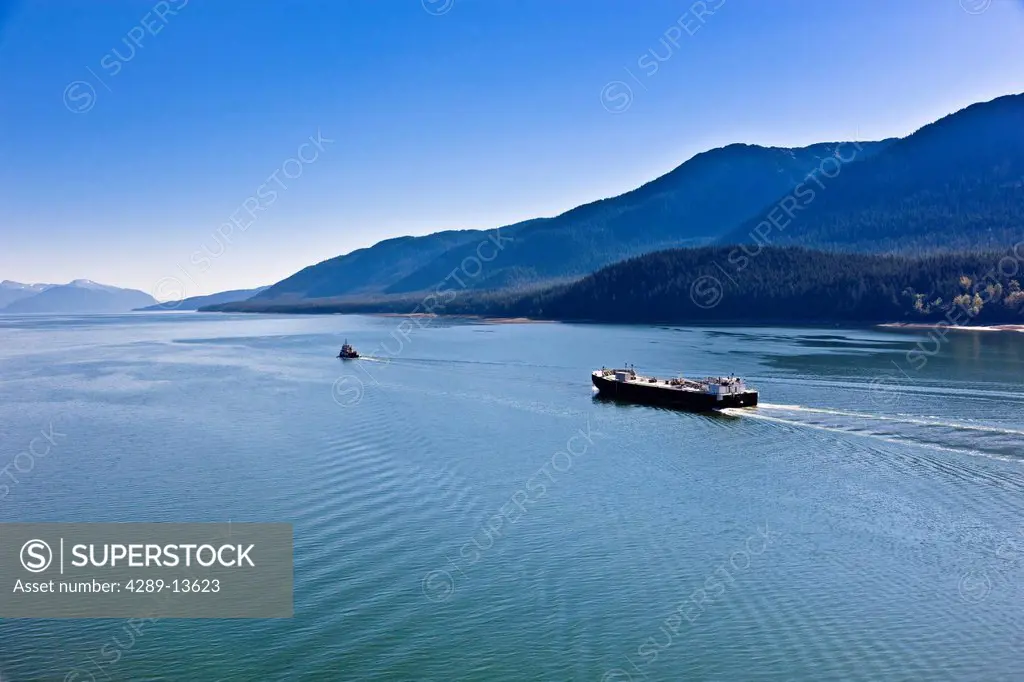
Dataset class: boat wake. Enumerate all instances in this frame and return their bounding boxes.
[757,403,1024,436]
[720,402,1024,464]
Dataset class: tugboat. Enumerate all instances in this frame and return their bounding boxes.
[338,340,360,360]
[592,366,757,411]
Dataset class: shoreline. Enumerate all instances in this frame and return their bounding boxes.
[878,322,1024,333]
[189,307,1024,333]
[371,313,553,325]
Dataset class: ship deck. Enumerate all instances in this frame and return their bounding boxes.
[593,369,757,394]
[591,369,758,411]
[592,370,708,393]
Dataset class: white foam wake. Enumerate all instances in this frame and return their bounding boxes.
[755,403,1024,437]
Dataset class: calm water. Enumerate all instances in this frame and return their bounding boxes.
[1,313,1023,681]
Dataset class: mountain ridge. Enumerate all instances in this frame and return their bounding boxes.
[136,286,271,311]
[209,246,1024,326]
[254,140,890,302]
[719,92,1024,251]
[1,280,157,314]
[0,280,55,308]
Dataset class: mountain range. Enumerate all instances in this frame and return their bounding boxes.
[135,286,270,311]
[251,141,892,304]
[0,280,157,314]
[210,93,1024,315]
[14,92,1024,321]
[0,280,53,308]
[721,93,1024,251]
[0,280,274,314]
[203,245,1024,326]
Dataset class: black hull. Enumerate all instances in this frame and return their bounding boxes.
[592,374,757,412]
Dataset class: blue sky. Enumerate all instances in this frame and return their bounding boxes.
[1,0,1023,297]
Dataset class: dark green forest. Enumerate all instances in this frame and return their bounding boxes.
[210,246,1024,325]
[509,246,1024,324]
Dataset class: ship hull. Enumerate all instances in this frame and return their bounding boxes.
[592,373,757,411]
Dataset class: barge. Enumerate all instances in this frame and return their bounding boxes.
[592,367,757,411]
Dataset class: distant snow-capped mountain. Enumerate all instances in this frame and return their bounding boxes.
[0,280,55,308]
[0,280,157,314]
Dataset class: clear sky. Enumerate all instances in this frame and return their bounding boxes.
[1,0,1023,298]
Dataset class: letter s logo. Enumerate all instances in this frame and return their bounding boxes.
[21,539,53,573]
[62,81,97,114]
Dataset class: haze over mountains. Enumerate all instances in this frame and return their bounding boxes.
[256,231,488,301]
[211,92,1024,316]
[136,287,270,312]
[253,141,892,302]
[0,280,157,314]
[0,280,273,314]
[0,280,53,308]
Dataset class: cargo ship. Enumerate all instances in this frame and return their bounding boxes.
[592,367,758,411]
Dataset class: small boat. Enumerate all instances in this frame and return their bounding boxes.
[338,340,359,359]
[592,366,757,411]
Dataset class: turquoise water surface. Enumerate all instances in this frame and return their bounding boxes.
[0,313,1022,681]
